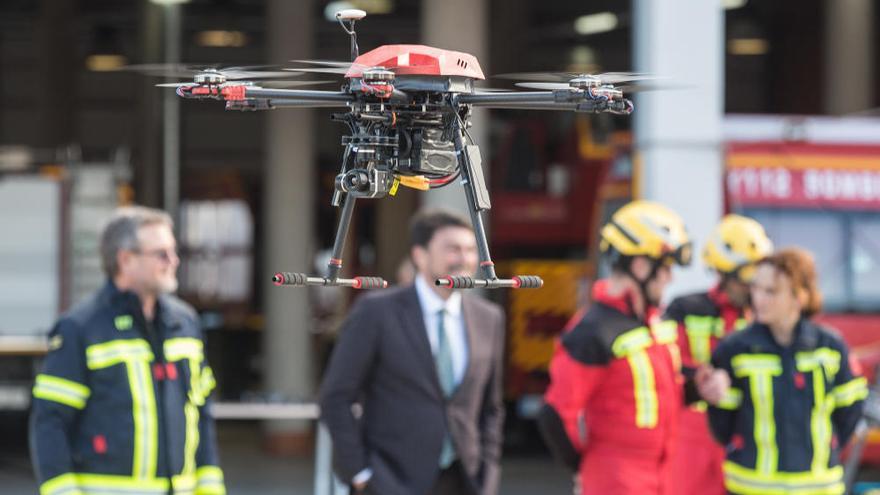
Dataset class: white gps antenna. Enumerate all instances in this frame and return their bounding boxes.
[336,9,367,60]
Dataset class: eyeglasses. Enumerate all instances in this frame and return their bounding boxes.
[132,248,179,263]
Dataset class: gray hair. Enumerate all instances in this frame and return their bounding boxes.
[100,206,173,277]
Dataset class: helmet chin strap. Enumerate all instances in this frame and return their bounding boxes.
[622,257,664,319]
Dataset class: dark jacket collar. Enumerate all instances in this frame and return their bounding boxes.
[754,317,819,351]
[99,280,182,332]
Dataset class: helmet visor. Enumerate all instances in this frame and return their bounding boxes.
[661,242,693,267]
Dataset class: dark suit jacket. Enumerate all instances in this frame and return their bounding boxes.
[319,285,505,495]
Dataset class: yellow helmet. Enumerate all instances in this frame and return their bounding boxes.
[703,214,773,282]
[600,200,692,266]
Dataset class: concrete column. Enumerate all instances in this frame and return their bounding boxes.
[633,0,724,299]
[263,0,315,454]
[136,2,163,207]
[36,0,76,148]
[419,0,489,217]
[825,0,874,115]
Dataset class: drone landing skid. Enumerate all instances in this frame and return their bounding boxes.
[273,272,388,290]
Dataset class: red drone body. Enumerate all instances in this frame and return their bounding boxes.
[344,44,485,80]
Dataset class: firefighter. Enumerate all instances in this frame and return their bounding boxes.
[665,214,773,495]
[699,248,867,495]
[30,206,225,495]
[537,200,693,495]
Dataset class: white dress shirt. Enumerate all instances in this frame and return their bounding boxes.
[415,274,469,386]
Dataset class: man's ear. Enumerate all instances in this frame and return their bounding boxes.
[116,249,134,275]
[411,245,426,272]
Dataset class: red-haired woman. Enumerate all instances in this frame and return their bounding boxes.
[699,248,867,495]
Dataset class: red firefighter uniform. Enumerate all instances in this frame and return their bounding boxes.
[663,286,747,495]
[542,279,684,495]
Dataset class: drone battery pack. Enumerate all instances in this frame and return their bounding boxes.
[466,145,491,211]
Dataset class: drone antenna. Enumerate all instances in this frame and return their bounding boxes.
[336,9,366,61]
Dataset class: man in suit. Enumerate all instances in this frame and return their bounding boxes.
[319,208,506,495]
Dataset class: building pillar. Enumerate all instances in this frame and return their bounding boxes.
[262,0,316,455]
[633,0,724,299]
[419,0,489,216]
[825,0,874,115]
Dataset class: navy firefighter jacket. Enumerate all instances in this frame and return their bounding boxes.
[30,281,225,495]
[707,318,867,495]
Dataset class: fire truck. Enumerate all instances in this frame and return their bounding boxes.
[493,115,880,460]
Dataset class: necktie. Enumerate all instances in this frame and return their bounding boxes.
[435,309,456,467]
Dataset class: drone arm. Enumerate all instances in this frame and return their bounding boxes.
[459,91,633,114]
[268,99,353,108]
[457,90,572,105]
[243,87,355,103]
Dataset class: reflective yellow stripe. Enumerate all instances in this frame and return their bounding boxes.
[200,366,216,396]
[183,402,200,477]
[41,473,82,495]
[732,354,782,475]
[86,339,153,369]
[195,466,226,495]
[165,338,207,405]
[716,387,743,410]
[811,368,832,473]
[86,339,157,480]
[796,348,841,382]
[611,327,653,357]
[165,337,209,478]
[652,320,678,344]
[612,327,658,428]
[172,473,196,495]
[723,461,844,495]
[627,351,658,428]
[164,338,203,362]
[795,350,841,474]
[832,377,869,408]
[75,473,169,494]
[683,315,717,363]
[33,374,91,410]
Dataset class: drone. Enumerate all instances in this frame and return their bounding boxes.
[143,9,652,290]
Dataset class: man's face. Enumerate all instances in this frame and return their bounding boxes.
[411,226,479,285]
[630,256,673,306]
[750,264,800,326]
[724,276,751,308]
[119,223,180,296]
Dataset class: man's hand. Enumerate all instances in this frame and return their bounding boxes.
[351,467,372,493]
[695,364,730,406]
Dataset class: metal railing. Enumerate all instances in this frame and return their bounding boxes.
[212,402,349,495]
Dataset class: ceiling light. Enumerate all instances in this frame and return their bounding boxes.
[727,38,768,55]
[86,54,128,71]
[574,12,618,36]
[195,30,248,48]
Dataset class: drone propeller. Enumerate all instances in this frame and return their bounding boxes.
[514,80,676,92]
[494,71,657,85]
[123,63,302,81]
[154,79,335,88]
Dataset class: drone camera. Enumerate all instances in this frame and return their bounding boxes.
[335,168,395,198]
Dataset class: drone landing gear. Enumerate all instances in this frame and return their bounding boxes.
[434,116,543,290]
[272,193,388,290]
